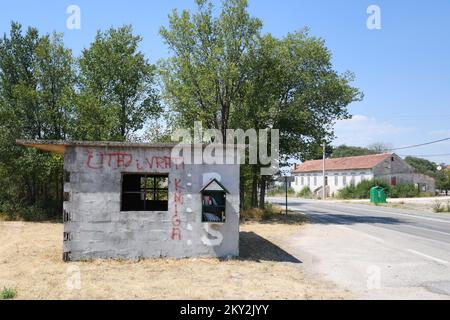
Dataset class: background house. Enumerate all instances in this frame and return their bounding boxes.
[292,153,435,197]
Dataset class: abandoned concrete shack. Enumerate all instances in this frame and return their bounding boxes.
[16,140,240,261]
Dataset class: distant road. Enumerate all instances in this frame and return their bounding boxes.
[268,197,450,299]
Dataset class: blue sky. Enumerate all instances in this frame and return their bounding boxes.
[1,0,450,164]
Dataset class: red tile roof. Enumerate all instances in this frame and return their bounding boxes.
[293,153,393,173]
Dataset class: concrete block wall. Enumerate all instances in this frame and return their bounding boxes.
[62,145,240,261]
[373,154,414,176]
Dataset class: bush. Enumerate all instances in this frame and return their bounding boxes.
[240,203,281,222]
[0,203,52,221]
[337,178,428,200]
[297,186,312,198]
[432,200,450,213]
[389,184,420,198]
[337,179,391,199]
[267,186,295,196]
[432,200,444,213]
[1,287,17,300]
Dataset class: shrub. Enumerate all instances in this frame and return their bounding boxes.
[267,186,295,196]
[240,203,281,222]
[337,178,426,200]
[297,186,312,198]
[337,179,391,199]
[389,184,420,198]
[1,287,17,300]
[432,200,444,213]
[0,203,51,221]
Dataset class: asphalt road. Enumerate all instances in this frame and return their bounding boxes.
[268,197,450,299]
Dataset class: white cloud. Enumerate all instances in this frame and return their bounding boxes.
[428,129,450,136]
[333,115,415,147]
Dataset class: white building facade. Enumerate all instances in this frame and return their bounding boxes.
[292,153,435,197]
[293,169,374,197]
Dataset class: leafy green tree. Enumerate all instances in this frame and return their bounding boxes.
[435,169,450,195]
[35,33,76,139]
[0,23,75,219]
[160,0,262,135]
[78,25,161,140]
[404,156,437,175]
[160,1,362,208]
[330,145,376,158]
[367,142,391,153]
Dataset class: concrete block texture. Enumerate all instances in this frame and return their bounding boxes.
[63,145,240,261]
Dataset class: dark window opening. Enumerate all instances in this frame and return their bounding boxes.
[63,251,71,262]
[202,191,226,223]
[64,170,70,183]
[391,176,397,186]
[63,192,70,202]
[121,174,168,211]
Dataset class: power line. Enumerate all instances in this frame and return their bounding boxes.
[389,137,450,151]
[388,114,450,118]
[399,153,450,158]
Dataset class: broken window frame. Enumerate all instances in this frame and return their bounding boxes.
[121,173,169,212]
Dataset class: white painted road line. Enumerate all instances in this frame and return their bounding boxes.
[309,202,450,224]
[401,224,450,236]
[406,249,449,265]
[298,203,450,238]
[336,225,386,243]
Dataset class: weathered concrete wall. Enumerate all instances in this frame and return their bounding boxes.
[373,154,414,176]
[373,154,435,192]
[63,146,240,261]
[377,173,436,193]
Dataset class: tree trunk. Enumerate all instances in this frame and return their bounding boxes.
[259,176,266,209]
[251,166,258,208]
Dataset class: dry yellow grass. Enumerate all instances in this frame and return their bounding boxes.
[0,218,349,300]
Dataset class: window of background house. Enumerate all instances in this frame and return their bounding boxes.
[121,174,168,211]
[334,174,338,186]
[360,172,365,182]
[301,176,304,185]
[313,176,317,186]
[343,175,347,186]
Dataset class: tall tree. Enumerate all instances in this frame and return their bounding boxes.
[78,25,161,140]
[35,33,76,139]
[160,0,262,135]
[330,145,376,158]
[160,1,362,208]
[404,156,438,175]
[236,30,361,207]
[368,142,391,153]
[0,22,76,219]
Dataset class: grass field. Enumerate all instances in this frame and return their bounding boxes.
[0,214,349,300]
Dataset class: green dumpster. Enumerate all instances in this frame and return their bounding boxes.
[370,186,386,204]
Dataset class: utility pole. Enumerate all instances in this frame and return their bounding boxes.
[285,176,288,215]
[322,143,326,200]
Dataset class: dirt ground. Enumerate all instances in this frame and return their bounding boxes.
[0,217,350,300]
